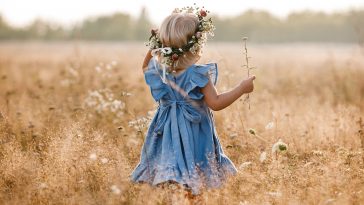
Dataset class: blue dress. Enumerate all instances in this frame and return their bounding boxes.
[130,57,238,195]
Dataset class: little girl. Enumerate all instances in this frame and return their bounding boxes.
[130,5,255,200]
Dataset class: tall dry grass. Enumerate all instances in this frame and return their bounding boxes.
[0,42,363,204]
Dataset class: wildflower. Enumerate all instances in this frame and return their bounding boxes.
[195,32,202,39]
[83,89,125,118]
[110,185,121,195]
[147,110,156,117]
[110,100,125,112]
[200,10,207,17]
[68,67,79,77]
[324,199,335,204]
[60,79,71,87]
[303,162,314,167]
[89,153,97,161]
[265,122,274,130]
[95,66,102,72]
[172,53,179,61]
[248,128,269,143]
[111,60,118,66]
[229,133,238,139]
[39,183,48,189]
[312,150,324,156]
[271,139,288,154]
[259,151,267,163]
[238,161,252,170]
[121,91,132,96]
[267,191,282,197]
[162,47,172,54]
[101,158,109,164]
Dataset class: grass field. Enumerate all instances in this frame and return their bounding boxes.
[0,42,363,204]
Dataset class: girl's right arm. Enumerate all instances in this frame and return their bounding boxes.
[201,76,256,111]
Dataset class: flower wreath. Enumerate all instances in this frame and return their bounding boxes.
[146,4,215,70]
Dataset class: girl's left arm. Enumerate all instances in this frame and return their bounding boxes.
[142,50,153,73]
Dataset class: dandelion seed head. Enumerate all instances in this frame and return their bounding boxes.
[272,139,288,154]
[248,128,256,135]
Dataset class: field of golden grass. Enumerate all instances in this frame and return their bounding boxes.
[0,42,363,204]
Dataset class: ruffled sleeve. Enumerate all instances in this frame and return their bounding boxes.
[144,57,168,101]
[186,63,218,100]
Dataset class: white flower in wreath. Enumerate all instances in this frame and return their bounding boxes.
[161,47,172,54]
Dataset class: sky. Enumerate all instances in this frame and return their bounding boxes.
[1,0,363,27]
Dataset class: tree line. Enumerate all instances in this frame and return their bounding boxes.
[0,8,363,43]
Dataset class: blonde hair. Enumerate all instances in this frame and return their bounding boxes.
[158,13,201,70]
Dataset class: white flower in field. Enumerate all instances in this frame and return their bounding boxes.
[259,151,267,163]
[106,64,112,70]
[60,79,71,87]
[238,161,252,170]
[324,198,335,204]
[95,66,102,72]
[127,139,139,146]
[304,162,314,167]
[265,122,274,130]
[147,110,156,117]
[121,91,132,96]
[101,158,108,164]
[89,153,97,161]
[111,60,118,66]
[110,100,124,112]
[272,139,288,154]
[110,185,121,195]
[68,67,79,77]
[229,133,238,139]
[39,183,48,189]
[312,150,324,156]
[267,191,282,197]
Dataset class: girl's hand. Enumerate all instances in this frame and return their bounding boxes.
[240,75,256,93]
[201,75,256,111]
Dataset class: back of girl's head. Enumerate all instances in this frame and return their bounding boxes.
[158,13,201,69]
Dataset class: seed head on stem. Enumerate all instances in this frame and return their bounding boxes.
[242,37,255,109]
